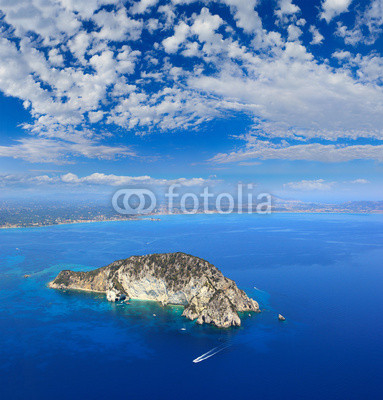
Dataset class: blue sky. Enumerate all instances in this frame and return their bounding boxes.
[0,0,382,201]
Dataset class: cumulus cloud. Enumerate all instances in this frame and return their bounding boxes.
[130,0,159,15]
[287,24,303,41]
[0,0,382,164]
[92,8,143,41]
[222,0,262,34]
[309,25,324,44]
[0,172,215,187]
[320,0,353,23]
[162,21,190,53]
[336,0,383,45]
[332,50,352,60]
[189,51,383,141]
[275,0,300,21]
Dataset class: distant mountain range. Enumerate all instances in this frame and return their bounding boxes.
[272,198,383,213]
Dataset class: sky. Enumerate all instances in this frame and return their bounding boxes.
[0,0,382,202]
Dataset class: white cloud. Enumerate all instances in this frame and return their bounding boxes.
[190,7,224,43]
[61,173,212,186]
[333,52,383,85]
[332,50,352,60]
[309,25,324,44]
[162,21,190,53]
[130,0,159,15]
[58,0,115,20]
[0,0,81,44]
[210,141,383,163]
[363,0,383,41]
[0,137,135,164]
[222,0,262,34]
[238,161,261,166]
[275,0,300,20]
[320,0,352,23]
[0,174,58,186]
[67,31,91,65]
[92,8,143,41]
[284,179,335,191]
[88,111,104,123]
[48,48,64,66]
[287,24,303,41]
[0,172,214,187]
[0,0,382,165]
[350,178,370,184]
[336,0,383,45]
[336,22,364,45]
[182,41,200,57]
[158,3,176,28]
[188,44,383,141]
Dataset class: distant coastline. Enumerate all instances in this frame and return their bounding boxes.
[1,208,382,230]
[0,216,159,229]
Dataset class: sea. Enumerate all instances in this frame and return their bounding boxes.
[0,213,382,399]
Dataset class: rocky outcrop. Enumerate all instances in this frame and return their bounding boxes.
[49,252,259,328]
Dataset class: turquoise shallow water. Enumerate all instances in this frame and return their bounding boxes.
[0,213,382,399]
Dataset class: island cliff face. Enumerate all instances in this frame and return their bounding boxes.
[49,252,259,328]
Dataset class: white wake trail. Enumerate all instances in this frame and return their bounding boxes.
[193,344,230,363]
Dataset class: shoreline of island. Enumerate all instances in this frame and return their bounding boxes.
[48,252,260,328]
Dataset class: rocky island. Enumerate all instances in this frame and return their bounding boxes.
[49,252,259,328]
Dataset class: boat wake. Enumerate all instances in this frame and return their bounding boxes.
[192,344,230,363]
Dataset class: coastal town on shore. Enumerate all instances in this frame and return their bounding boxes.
[1,199,382,229]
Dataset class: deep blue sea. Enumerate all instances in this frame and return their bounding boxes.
[1,213,382,399]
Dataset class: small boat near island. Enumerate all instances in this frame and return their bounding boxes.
[193,344,230,363]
